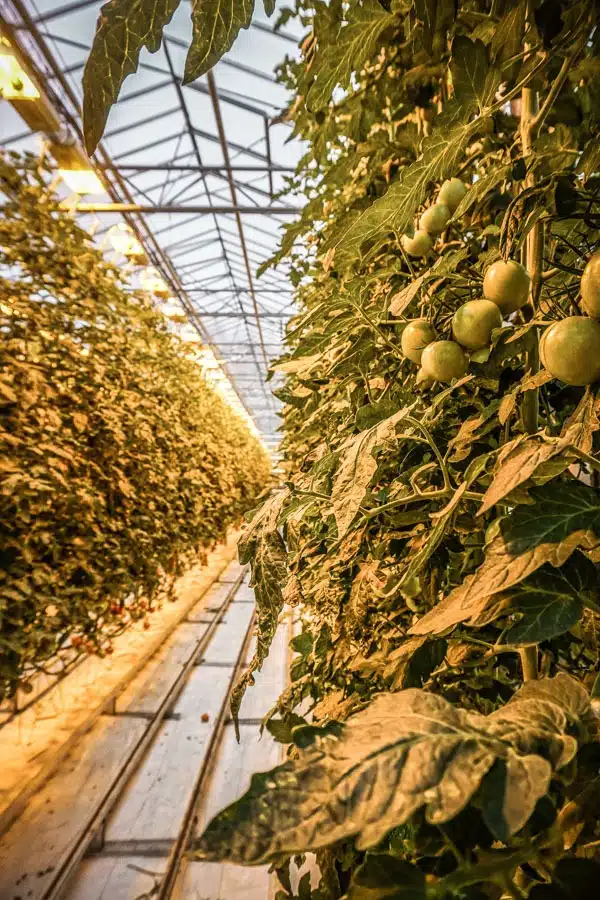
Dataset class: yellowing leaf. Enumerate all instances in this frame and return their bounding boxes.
[331,408,411,537]
[411,482,600,636]
[193,676,587,865]
[477,436,573,516]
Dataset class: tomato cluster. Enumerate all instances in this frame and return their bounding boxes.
[400,184,600,388]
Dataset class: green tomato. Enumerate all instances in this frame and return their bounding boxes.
[451,299,503,350]
[419,203,451,235]
[438,178,467,212]
[541,316,600,386]
[420,340,469,383]
[581,252,600,318]
[416,366,435,387]
[483,259,530,313]
[401,230,433,258]
[401,319,437,364]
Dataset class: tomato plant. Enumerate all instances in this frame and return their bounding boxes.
[83,0,600,896]
[0,153,270,699]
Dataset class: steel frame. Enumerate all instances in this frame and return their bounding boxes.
[0,0,303,441]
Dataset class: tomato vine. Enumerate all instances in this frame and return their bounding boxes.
[0,153,270,699]
[80,0,600,895]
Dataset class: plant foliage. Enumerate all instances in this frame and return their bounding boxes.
[85,0,600,895]
[0,153,270,698]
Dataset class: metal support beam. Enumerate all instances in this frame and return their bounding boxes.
[70,204,298,214]
[163,39,274,415]
[96,164,295,173]
[4,0,255,424]
[190,312,290,318]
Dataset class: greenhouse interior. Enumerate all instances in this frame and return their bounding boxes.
[1,0,600,898]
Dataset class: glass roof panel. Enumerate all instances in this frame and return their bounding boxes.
[0,0,304,451]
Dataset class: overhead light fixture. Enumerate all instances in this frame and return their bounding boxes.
[0,38,39,99]
[108,223,146,261]
[58,167,105,196]
[0,35,60,132]
[140,266,170,298]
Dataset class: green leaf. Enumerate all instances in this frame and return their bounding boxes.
[184,0,255,84]
[449,164,511,223]
[355,399,398,431]
[266,712,307,744]
[330,408,411,537]
[83,0,182,154]
[576,138,600,181]
[529,858,600,900]
[291,632,313,656]
[346,854,426,899]
[306,0,395,111]
[505,552,597,645]
[193,675,587,865]
[490,2,526,65]
[232,490,289,731]
[451,37,501,111]
[411,482,600,636]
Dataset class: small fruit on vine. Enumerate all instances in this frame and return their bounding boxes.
[416,367,434,386]
[483,259,530,313]
[581,252,600,318]
[438,178,467,212]
[401,319,437,363]
[452,299,503,350]
[540,316,600,386]
[401,230,433,257]
[420,340,469,383]
[419,203,451,235]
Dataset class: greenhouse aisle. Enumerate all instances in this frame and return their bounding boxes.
[0,561,293,900]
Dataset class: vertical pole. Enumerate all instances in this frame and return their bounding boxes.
[518,6,541,682]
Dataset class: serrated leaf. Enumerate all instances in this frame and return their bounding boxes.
[505,555,593,645]
[576,138,600,181]
[477,436,574,516]
[449,164,511,222]
[193,676,586,864]
[291,631,312,656]
[331,408,412,537]
[560,389,600,454]
[263,0,276,15]
[232,489,289,732]
[529,858,600,900]
[411,481,600,636]
[348,561,386,628]
[467,551,595,637]
[346,854,426,899]
[355,399,398,431]
[327,106,485,261]
[83,0,182,154]
[307,0,395,111]
[490,2,527,65]
[451,36,501,111]
[184,0,255,83]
